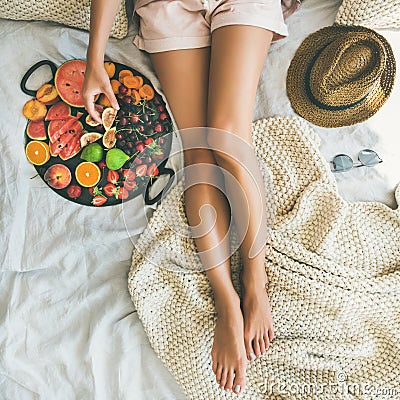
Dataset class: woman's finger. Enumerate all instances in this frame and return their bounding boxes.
[85,93,103,124]
[103,83,120,111]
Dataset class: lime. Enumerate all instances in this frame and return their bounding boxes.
[80,142,104,162]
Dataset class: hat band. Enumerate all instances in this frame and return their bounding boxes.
[305,45,373,112]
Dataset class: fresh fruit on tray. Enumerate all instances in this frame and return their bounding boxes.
[36,83,59,105]
[25,140,50,165]
[75,161,101,187]
[54,60,90,108]
[44,164,71,189]
[21,59,175,207]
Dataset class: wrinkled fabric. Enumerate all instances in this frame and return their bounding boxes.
[133,0,302,20]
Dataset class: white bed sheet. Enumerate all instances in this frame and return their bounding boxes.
[1,0,399,398]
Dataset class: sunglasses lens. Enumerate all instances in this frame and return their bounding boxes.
[332,154,353,172]
[359,149,382,166]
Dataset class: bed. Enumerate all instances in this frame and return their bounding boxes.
[1,0,399,398]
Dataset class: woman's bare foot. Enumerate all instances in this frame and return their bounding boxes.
[241,267,275,361]
[211,292,248,395]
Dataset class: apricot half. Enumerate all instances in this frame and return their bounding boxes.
[23,99,47,121]
[36,83,60,105]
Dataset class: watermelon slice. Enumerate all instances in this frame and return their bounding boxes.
[49,120,83,158]
[26,120,47,140]
[48,116,81,143]
[59,131,85,161]
[54,60,88,108]
[45,102,72,121]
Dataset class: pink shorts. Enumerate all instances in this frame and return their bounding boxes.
[132,0,289,53]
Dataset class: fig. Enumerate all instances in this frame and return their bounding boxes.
[80,143,104,163]
[101,107,117,131]
[103,127,117,149]
[80,132,103,148]
[106,148,130,170]
[85,114,100,127]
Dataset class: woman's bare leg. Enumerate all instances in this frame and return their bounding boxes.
[207,25,275,363]
[149,48,247,394]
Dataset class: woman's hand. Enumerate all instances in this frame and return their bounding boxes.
[82,62,120,124]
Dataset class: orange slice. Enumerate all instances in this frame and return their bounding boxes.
[75,161,101,187]
[138,84,154,100]
[25,140,50,165]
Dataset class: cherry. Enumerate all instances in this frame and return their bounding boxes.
[119,85,128,95]
[123,96,132,105]
[154,123,164,133]
[131,114,140,123]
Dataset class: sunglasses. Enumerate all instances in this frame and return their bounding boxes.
[330,149,383,173]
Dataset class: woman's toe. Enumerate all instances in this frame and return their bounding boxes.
[232,364,246,395]
[244,334,255,361]
[259,336,266,354]
[269,328,275,342]
[216,365,223,384]
[253,338,261,357]
[263,334,270,350]
[224,369,235,391]
[219,368,228,388]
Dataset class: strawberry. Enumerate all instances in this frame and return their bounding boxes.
[92,195,107,206]
[159,112,168,121]
[156,105,164,112]
[144,137,153,145]
[134,157,143,165]
[123,179,137,191]
[136,164,147,177]
[67,184,82,199]
[103,183,118,198]
[122,169,136,181]
[107,169,119,184]
[147,163,159,177]
[118,186,129,200]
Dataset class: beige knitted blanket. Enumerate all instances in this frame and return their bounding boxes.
[128,116,400,400]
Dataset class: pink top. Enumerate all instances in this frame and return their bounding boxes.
[134,0,301,19]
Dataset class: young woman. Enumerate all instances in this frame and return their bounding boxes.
[82,0,298,395]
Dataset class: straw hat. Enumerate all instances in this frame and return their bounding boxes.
[286,25,396,128]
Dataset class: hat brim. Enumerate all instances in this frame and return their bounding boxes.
[286,25,396,128]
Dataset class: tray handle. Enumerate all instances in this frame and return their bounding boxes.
[20,60,58,97]
[144,164,175,205]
